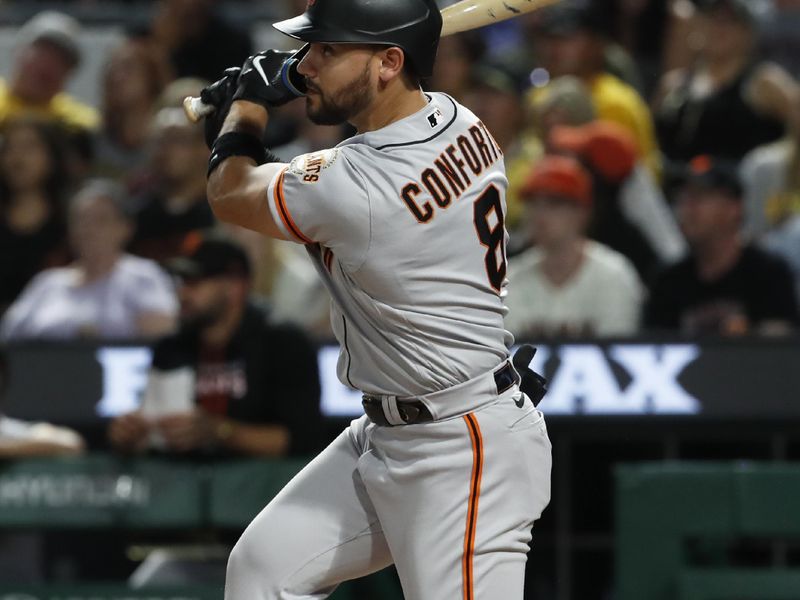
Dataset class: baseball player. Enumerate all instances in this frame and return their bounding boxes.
[200,0,551,598]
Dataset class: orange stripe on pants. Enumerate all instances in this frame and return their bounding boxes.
[462,413,484,600]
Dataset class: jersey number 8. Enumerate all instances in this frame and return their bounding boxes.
[473,186,506,293]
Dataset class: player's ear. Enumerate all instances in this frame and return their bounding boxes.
[378,46,405,83]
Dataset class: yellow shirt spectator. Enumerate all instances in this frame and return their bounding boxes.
[2,12,99,132]
[0,78,98,131]
[587,72,661,179]
[527,73,661,179]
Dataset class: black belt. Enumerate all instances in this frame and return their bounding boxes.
[362,361,520,427]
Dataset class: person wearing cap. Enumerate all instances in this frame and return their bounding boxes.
[108,233,322,458]
[653,0,797,165]
[129,100,216,263]
[548,119,686,276]
[504,155,643,338]
[464,62,538,232]
[528,2,662,179]
[644,155,799,335]
[0,179,178,341]
[0,11,98,131]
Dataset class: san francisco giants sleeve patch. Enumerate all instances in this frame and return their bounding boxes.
[289,148,340,184]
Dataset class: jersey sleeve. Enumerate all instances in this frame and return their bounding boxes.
[266,147,371,270]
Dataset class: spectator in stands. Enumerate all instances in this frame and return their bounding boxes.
[548,119,686,278]
[505,155,644,338]
[94,38,172,183]
[644,156,799,335]
[144,0,253,84]
[429,31,486,102]
[529,2,662,177]
[464,63,534,231]
[108,233,322,457]
[129,104,215,262]
[0,11,98,132]
[740,93,800,237]
[1,179,178,341]
[604,0,698,96]
[0,118,71,313]
[531,75,597,141]
[653,0,797,166]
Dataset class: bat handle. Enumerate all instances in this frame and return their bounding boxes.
[183,96,213,123]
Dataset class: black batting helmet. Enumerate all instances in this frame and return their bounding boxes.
[273,0,442,78]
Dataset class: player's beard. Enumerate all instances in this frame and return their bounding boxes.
[305,61,374,126]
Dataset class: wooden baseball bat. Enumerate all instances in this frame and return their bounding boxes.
[183,0,561,122]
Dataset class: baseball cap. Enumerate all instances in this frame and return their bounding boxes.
[17,11,82,67]
[537,2,610,37]
[549,120,638,182]
[168,232,251,280]
[520,155,593,206]
[678,155,743,198]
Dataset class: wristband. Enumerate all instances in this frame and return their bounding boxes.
[207,131,267,177]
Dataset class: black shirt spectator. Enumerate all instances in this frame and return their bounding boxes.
[653,0,795,165]
[645,244,799,334]
[655,61,786,163]
[109,233,323,457]
[131,189,215,262]
[150,301,322,456]
[644,155,799,335]
[0,118,70,313]
[129,106,215,263]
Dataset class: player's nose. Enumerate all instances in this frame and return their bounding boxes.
[296,43,319,77]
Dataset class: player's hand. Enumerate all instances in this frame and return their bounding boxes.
[155,409,216,452]
[108,411,150,453]
[233,46,308,109]
[512,345,548,407]
[200,66,242,149]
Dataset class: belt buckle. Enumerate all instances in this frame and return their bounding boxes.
[397,404,420,423]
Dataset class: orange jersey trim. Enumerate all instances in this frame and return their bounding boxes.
[462,413,484,600]
[273,168,313,244]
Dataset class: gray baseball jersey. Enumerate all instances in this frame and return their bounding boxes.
[231,92,551,600]
[267,92,513,397]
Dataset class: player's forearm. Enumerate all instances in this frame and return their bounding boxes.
[206,101,287,237]
[213,418,291,457]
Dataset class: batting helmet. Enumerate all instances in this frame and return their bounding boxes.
[273,0,442,78]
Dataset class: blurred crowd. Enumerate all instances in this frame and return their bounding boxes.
[0,0,800,350]
[1,0,799,347]
[0,0,799,455]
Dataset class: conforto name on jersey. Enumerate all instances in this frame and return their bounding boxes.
[400,120,503,223]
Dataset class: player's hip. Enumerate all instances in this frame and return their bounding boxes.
[360,358,521,429]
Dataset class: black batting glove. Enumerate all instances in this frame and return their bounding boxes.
[512,345,548,407]
[200,66,241,150]
[233,46,308,108]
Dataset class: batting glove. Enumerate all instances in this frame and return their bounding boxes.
[233,45,308,108]
[512,345,548,407]
[199,66,241,150]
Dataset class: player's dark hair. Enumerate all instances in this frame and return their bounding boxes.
[402,59,422,89]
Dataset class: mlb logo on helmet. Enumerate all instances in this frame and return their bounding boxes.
[307,0,316,7]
